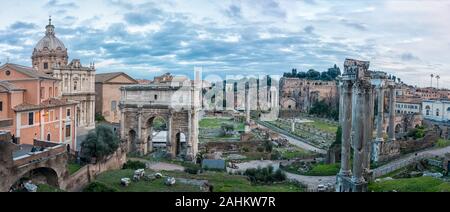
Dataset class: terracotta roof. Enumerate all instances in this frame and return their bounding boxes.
[0,63,59,80]
[95,72,137,84]
[0,81,25,93]
[13,98,77,112]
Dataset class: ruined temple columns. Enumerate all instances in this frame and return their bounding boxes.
[388,85,396,141]
[338,81,353,176]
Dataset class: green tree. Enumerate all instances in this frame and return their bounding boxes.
[81,124,120,161]
[306,69,321,80]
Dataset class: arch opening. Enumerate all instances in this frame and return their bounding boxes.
[10,167,59,192]
[175,132,187,158]
[145,116,168,154]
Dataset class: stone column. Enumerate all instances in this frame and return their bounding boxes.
[351,80,371,184]
[388,85,396,141]
[373,86,385,162]
[339,81,353,176]
[245,84,251,133]
[291,120,295,133]
[91,100,95,127]
[363,87,374,171]
[137,108,143,155]
[167,112,173,157]
[376,86,385,141]
[120,108,125,139]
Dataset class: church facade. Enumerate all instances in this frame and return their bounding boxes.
[31,18,95,128]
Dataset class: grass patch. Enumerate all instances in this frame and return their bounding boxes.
[436,139,450,148]
[306,163,340,176]
[276,148,314,160]
[94,169,201,192]
[369,177,450,192]
[94,168,304,192]
[199,117,245,131]
[37,184,65,192]
[68,163,83,175]
[304,120,338,134]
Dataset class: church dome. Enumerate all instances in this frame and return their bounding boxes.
[34,33,66,52]
[33,19,66,52]
[32,17,69,73]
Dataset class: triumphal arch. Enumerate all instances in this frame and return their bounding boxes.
[119,71,201,161]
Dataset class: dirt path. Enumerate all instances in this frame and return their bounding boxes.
[128,158,185,172]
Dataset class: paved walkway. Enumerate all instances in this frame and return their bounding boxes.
[129,158,185,171]
[256,122,326,154]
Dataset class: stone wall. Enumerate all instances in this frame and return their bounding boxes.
[377,131,438,162]
[279,78,338,112]
[399,132,438,154]
[62,147,127,192]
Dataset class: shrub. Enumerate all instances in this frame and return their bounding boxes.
[83,182,118,192]
[436,139,450,148]
[122,160,146,170]
[244,165,286,184]
[256,146,265,152]
[408,126,426,139]
[263,140,273,152]
[184,164,201,175]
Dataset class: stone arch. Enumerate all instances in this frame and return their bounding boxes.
[10,167,59,192]
[395,124,402,134]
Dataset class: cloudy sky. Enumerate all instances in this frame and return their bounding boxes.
[0,0,450,88]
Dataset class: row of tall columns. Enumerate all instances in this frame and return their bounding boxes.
[372,84,396,162]
[337,78,374,191]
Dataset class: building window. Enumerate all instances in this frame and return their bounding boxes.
[154,95,158,100]
[111,101,117,111]
[0,101,2,111]
[28,112,34,125]
[49,87,53,98]
[66,108,71,117]
[5,70,10,76]
[65,125,71,138]
[47,133,51,141]
[44,62,48,70]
